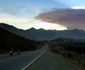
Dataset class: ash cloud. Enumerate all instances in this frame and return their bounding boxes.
[36,9,85,30]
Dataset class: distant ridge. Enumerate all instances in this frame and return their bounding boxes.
[0,23,85,41]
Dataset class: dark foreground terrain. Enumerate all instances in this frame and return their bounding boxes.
[0,44,83,70]
[51,38,85,70]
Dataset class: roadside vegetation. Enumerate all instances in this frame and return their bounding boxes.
[50,37,85,70]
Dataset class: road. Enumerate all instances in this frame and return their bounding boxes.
[0,45,47,70]
[0,44,84,70]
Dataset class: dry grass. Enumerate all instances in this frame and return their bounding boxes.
[51,45,85,70]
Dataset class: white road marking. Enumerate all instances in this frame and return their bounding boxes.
[21,48,47,70]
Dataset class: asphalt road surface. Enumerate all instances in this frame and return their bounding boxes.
[0,44,84,70]
[0,45,47,70]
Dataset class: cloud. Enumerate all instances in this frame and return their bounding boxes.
[36,9,85,30]
[0,17,31,23]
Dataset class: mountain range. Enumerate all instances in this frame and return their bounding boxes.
[0,23,85,41]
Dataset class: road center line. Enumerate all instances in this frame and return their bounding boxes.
[21,49,47,70]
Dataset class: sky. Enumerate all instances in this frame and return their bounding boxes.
[0,0,85,30]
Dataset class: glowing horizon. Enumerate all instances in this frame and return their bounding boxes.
[0,19,67,30]
[28,20,67,30]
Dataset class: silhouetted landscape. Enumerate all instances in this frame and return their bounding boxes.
[50,37,85,69]
[1,23,85,41]
[0,27,39,53]
[1,0,85,70]
[1,23,85,70]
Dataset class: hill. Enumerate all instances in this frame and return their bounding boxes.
[1,23,85,41]
[0,27,37,53]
